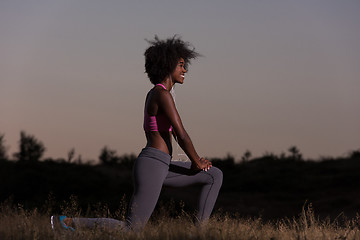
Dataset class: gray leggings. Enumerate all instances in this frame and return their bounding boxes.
[73,147,223,230]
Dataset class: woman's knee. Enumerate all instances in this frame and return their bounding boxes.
[209,166,223,187]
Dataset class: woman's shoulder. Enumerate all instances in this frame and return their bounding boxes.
[146,86,170,104]
[151,85,170,98]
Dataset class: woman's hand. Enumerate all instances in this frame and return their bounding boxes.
[191,157,212,172]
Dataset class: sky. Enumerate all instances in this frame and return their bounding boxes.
[1,0,359,162]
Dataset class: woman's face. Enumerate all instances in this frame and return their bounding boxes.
[171,58,187,84]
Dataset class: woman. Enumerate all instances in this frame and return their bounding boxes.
[51,35,223,231]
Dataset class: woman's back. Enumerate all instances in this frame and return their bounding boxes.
[144,85,173,154]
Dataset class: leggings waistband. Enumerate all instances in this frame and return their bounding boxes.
[138,147,172,165]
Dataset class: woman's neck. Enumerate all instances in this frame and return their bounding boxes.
[160,77,174,91]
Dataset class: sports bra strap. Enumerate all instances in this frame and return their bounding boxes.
[155,83,167,90]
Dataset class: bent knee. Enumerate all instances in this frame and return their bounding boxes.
[209,166,223,186]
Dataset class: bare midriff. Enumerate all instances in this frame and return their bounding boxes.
[145,131,172,155]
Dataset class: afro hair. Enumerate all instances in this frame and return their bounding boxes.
[144,35,201,84]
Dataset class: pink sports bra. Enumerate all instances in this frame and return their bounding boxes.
[143,84,173,132]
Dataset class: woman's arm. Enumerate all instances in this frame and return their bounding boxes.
[159,90,211,171]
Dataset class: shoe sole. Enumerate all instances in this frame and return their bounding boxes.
[51,215,55,230]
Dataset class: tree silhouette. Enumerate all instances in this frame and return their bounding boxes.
[13,131,46,162]
[349,149,360,159]
[241,150,252,162]
[288,146,302,160]
[67,148,76,163]
[99,146,119,165]
[0,134,8,161]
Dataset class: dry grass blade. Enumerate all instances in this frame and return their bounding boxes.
[1,200,360,240]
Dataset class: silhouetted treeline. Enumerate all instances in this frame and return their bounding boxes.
[211,151,360,220]
[1,132,359,220]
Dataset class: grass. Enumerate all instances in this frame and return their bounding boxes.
[0,197,359,240]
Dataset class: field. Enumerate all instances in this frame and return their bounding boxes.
[1,199,359,240]
[1,148,360,239]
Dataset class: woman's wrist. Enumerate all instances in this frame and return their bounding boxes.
[192,156,201,164]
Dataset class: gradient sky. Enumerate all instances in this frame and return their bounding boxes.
[1,0,359,162]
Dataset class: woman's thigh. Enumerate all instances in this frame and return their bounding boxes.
[163,161,222,187]
[132,156,169,196]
